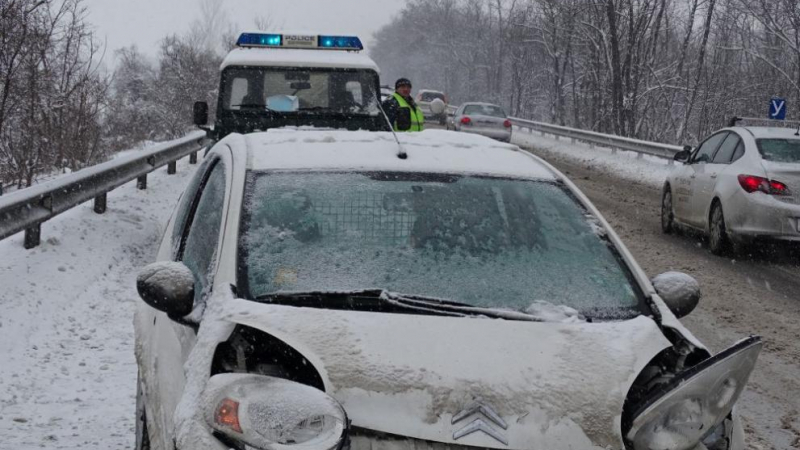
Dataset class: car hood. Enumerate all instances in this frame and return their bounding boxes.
[222,298,671,449]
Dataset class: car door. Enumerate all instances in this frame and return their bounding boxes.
[144,157,229,448]
[692,132,741,228]
[680,132,728,227]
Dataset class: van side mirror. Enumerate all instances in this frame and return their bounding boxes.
[137,262,195,320]
[651,272,701,318]
[193,101,209,126]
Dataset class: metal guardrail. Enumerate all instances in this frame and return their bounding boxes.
[444,105,682,160]
[508,118,684,160]
[0,131,209,248]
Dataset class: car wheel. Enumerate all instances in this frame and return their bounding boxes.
[708,202,730,255]
[661,188,674,234]
[135,372,151,450]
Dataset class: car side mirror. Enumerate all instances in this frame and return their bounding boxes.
[651,272,701,318]
[430,98,446,115]
[674,149,691,163]
[193,101,209,126]
[137,262,195,320]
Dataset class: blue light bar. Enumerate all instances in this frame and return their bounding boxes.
[237,33,282,47]
[318,35,363,50]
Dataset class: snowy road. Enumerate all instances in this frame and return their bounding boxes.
[1,130,798,449]
[0,159,197,450]
[515,131,800,450]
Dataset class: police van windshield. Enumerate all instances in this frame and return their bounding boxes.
[222,67,380,115]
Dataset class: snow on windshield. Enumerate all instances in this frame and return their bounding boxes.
[238,172,642,317]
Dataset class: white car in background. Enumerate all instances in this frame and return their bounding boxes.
[450,102,513,143]
[662,126,800,254]
[416,89,448,125]
[134,128,760,450]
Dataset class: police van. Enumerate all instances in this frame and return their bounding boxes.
[192,33,391,139]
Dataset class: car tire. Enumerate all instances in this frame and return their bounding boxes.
[135,372,151,450]
[661,188,674,234]
[708,201,730,255]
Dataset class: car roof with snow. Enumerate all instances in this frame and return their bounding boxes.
[226,129,557,180]
[733,126,800,139]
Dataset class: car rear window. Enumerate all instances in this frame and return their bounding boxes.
[419,92,445,102]
[238,172,645,319]
[756,139,800,163]
[463,104,506,118]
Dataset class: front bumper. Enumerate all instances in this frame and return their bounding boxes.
[725,192,800,242]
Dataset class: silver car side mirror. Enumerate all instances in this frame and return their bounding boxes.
[137,261,195,320]
[430,98,446,115]
[651,272,701,318]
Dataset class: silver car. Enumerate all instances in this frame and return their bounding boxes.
[450,102,512,142]
[662,126,800,254]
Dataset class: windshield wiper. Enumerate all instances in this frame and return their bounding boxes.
[255,289,543,321]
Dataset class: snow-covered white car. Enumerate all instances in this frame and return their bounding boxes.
[416,89,449,125]
[134,128,761,450]
[662,126,800,254]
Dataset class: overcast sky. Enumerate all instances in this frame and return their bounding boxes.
[85,0,405,63]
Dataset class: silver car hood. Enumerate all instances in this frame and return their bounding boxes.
[225,299,671,449]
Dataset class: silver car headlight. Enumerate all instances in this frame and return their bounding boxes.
[203,373,347,450]
[627,337,761,450]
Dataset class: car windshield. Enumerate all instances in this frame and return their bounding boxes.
[419,91,445,102]
[238,172,645,319]
[757,139,800,163]
[463,104,506,117]
[222,67,379,115]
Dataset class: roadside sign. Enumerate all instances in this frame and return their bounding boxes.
[769,98,787,120]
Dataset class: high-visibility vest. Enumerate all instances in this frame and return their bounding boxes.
[392,93,424,132]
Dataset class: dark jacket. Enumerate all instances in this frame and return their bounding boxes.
[381,94,418,127]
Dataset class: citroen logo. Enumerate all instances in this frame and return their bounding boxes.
[451,399,509,445]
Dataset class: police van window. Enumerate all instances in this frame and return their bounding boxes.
[712,133,740,164]
[228,78,249,109]
[222,67,379,114]
[693,132,727,164]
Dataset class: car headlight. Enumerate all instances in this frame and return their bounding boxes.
[203,373,347,450]
[627,337,761,450]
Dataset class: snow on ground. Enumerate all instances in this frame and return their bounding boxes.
[512,128,677,188]
[0,159,197,449]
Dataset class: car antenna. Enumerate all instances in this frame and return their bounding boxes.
[376,101,408,159]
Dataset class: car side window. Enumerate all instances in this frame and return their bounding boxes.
[692,132,727,164]
[171,157,215,255]
[730,141,745,163]
[712,133,740,164]
[180,160,227,303]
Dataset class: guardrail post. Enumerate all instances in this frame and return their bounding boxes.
[94,194,107,214]
[668,159,674,166]
[589,143,595,149]
[570,138,576,144]
[167,161,177,175]
[137,175,147,190]
[637,153,644,160]
[24,224,41,249]
[611,147,618,155]
[190,152,198,164]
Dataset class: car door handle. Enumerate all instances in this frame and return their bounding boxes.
[710,174,718,179]
[690,175,696,179]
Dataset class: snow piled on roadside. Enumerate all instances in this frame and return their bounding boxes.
[512,128,677,188]
[0,160,197,449]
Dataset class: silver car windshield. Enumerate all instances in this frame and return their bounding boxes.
[757,139,800,163]
[238,172,644,316]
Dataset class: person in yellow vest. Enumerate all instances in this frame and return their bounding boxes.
[381,78,424,131]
